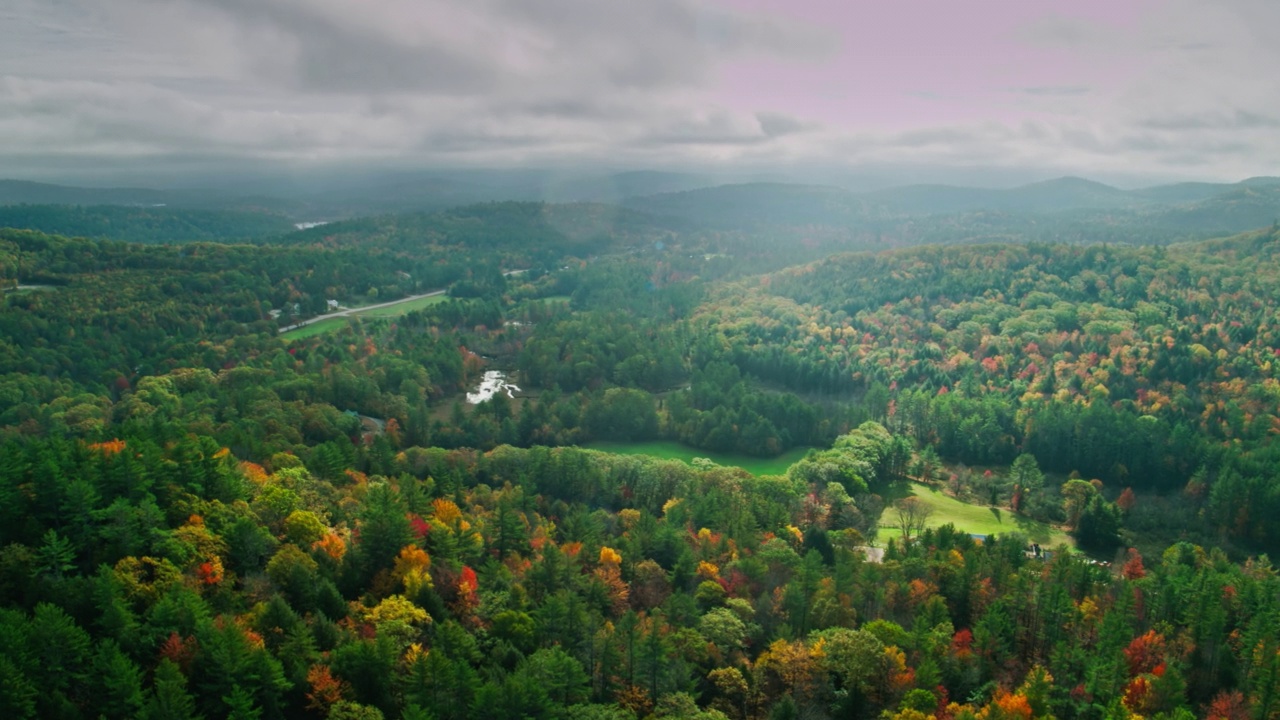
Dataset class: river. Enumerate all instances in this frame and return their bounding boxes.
[466,371,521,404]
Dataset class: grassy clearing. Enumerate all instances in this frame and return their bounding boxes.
[879,482,1074,547]
[512,295,572,311]
[280,317,350,340]
[583,440,811,476]
[281,294,449,340]
[356,294,448,317]
[6,285,57,295]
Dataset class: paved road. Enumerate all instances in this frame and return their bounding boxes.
[278,269,528,334]
[278,289,446,333]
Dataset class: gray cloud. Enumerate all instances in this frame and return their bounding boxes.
[1,0,1278,185]
[1141,110,1280,130]
[755,112,813,138]
[991,0,1280,180]
[0,0,840,180]
[637,109,772,147]
[109,0,835,95]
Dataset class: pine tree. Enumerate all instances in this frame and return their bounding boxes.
[356,482,412,582]
[93,639,145,718]
[223,685,262,720]
[143,659,201,720]
[0,653,37,720]
[35,529,76,579]
[26,603,91,713]
[493,496,529,560]
[1074,496,1122,552]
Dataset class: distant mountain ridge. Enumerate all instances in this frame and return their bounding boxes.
[0,171,725,218]
[0,180,174,207]
[0,179,309,218]
[857,176,1135,215]
[620,175,1280,239]
[625,175,1279,217]
[621,182,878,228]
[8,172,1276,216]
[4,173,1276,247]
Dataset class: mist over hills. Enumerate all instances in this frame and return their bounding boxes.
[0,180,176,208]
[1,170,1276,246]
[0,170,728,215]
[618,175,1280,244]
[626,175,1280,221]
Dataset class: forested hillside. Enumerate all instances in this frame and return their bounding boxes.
[699,229,1280,547]
[1,201,1279,719]
[0,180,176,207]
[623,179,1280,248]
[275,202,691,261]
[0,204,297,243]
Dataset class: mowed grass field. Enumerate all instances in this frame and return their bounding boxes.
[581,444,1071,545]
[280,317,349,340]
[281,294,449,339]
[583,440,811,476]
[356,294,448,317]
[880,482,1074,547]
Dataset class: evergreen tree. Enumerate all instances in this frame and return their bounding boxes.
[355,482,412,582]
[223,685,262,720]
[143,659,201,720]
[1074,496,1123,552]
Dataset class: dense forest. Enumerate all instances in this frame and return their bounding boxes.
[0,205,298,244]
[1,194,1279,720]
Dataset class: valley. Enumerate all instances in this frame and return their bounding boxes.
[5,1,1278,716]
[0,180,1278,720]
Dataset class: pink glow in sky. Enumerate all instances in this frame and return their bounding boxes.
[715,0,1156,128]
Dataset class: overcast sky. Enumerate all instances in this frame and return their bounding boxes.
[2,0,1277,187]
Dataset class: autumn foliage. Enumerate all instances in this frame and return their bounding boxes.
[306,664,348,712]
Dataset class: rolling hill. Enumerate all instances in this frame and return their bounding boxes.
[620,176,1280,246]
[0,179,174,207]
[0,204,298,243]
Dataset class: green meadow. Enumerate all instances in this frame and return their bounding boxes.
[582,440,811,476]
[355,294,448,317]
[281,294,449,339]
[280,317,350,340]
[879,482,1074,547]
[582,444,1073,545]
